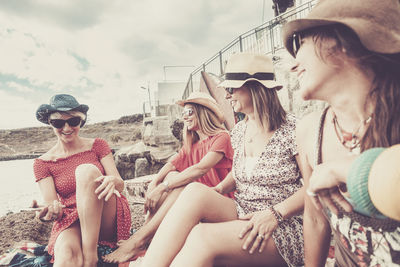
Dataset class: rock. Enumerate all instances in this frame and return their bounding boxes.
[142,116,180,148]
[135,158,150,177]
[170,119,184,142]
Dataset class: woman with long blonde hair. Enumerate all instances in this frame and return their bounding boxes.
[140,53,305,267]
[104,91,235,263]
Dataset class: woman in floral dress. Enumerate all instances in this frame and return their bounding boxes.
[33,94,131,267]
[140,53,305,267]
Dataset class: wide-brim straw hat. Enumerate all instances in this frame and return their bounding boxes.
[176,91,225,123]
[36,94,89,125]
[283,0,400,57]
[217,53,282,90]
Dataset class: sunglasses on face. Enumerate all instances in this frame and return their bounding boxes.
[49,117,82,129]
[292,33,302,57]
[181,108,194,117]
[225,87,236,94]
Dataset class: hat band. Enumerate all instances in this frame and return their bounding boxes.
[225,72,275,81]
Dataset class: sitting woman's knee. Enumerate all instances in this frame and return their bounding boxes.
[181,182,210,200]
[75,164,100,185]
[55,247,83,267]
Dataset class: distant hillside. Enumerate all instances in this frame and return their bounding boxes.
[0,114,144,160]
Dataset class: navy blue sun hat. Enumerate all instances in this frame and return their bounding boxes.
[36,94,89,125]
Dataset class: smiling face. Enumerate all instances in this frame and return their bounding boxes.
[292,34,344,101]
[49,112,83,143]
[182,104,199,131]
[224,85,253,115]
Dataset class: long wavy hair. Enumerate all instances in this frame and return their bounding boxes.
[245,81,286,133]
[305,24,400,150]
[182,103,226,153]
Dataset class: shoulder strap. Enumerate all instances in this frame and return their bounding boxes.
[315,106,330,166]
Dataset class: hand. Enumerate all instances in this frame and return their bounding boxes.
[307,164,352,215]
[146,180,157,196]
[238,210,278,254]
[95,175,120,201]
[36,200,65,222]
[144,184,166,213]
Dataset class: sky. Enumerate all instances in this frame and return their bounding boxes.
[0,0,274,130]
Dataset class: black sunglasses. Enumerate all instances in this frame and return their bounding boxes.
[225,87,236,94]
[292,33,302,57]
[49,117,82,129]
[181,108,194,117]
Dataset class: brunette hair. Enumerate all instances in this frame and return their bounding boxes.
[245,81,286,132]
[304,24,400,150]
[182,103,226,153]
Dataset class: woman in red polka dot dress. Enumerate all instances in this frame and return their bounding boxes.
[33,94,131,267]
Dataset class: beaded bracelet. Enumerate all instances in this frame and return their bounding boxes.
[269,206,284,224]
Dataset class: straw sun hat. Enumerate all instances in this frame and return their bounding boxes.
[283,0,400,57]
[36,94,89,125]
[217,53,282,90]
[176,91,225,123]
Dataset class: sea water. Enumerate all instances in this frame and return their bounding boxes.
[0,159,42,216]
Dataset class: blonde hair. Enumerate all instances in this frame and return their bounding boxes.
[49,110,87,121]
[182,103,226,153]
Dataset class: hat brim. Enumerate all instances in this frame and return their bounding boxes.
[217,78,283,90]
[283,18,341,57]
[176,98,225,123]
[36,104,89,125]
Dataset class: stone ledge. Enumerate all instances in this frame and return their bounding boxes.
[123,174,155,204]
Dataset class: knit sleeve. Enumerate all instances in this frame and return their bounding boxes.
[93,138,112,159]
[33,159,51,182]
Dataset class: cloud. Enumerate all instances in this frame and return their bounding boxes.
[0,0,274,129]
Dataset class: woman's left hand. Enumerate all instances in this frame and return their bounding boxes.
[238,210,278,254]
[307,163,353,215]
[144,184,165,213]
[94,175,120,201]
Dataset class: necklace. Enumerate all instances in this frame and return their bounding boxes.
[245,121,262,143]
[332,112,372,155]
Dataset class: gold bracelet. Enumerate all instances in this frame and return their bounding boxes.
[269,206,284,224]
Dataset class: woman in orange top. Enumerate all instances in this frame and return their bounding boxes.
[104,91,234,263]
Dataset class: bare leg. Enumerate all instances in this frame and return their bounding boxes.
[53,222,83,267]
[171,220,287,267]
[103,186,184,263]
[141,183,237,267]
[75,164,117,267]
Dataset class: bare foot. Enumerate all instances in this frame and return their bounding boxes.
[103,237,147,263]
[116,239,128,247]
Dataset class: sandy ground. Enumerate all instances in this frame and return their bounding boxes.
[0,203,145,255]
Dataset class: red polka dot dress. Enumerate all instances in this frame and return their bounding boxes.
[33,138,131,258]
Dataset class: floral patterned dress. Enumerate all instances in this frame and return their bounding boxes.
[230,114,304,267]
[316,107,400,267]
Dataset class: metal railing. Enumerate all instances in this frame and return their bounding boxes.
[182,0,317,99]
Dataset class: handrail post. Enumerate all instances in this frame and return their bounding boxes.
[190,73,193,94]
[239,36,243,52]
[219,51,223,76]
